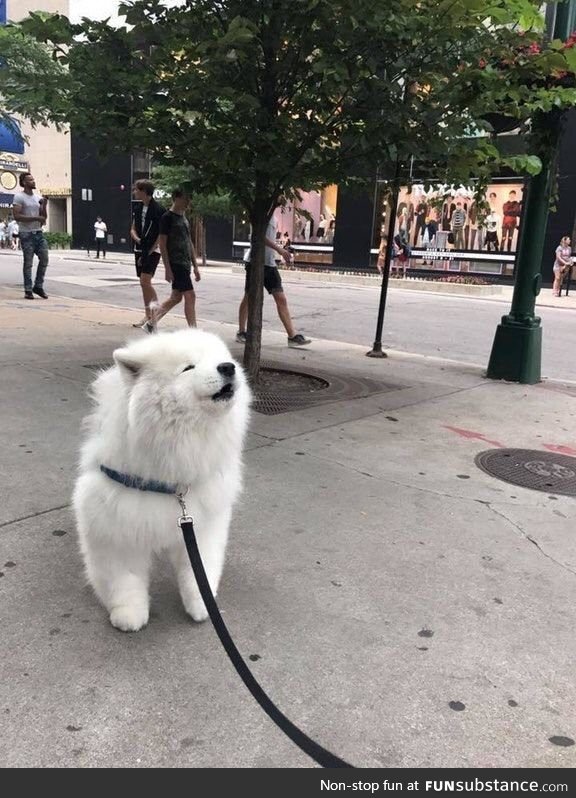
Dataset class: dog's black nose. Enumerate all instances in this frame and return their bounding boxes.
[217,362,236,378]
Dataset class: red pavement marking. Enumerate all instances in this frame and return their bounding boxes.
[543,443,576,456]
[443,426,505,448]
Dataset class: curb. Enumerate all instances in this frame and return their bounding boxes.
[231,264,503,296]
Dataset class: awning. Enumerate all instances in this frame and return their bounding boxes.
[0,119,24,155]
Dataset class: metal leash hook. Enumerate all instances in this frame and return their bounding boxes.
[176,489,193,527]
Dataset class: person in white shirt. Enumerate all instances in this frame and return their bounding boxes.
[0,220,6,248]
[94,216,108,259]
[7,219,18,249]
[12,172,49,299]
[237,214,311,348]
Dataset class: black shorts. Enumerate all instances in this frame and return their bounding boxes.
[135,251,161,277]
[244,263,283,295]
[171,263,194,293]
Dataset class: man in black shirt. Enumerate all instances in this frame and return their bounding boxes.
[152,188,200,331]
[130,179,165,329]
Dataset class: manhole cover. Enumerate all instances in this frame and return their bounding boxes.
[253,367,329,415]
[475,449,576,496]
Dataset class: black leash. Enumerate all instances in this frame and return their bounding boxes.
[179,515,354,769]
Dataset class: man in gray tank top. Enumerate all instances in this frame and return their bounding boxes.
[12,172,49,299]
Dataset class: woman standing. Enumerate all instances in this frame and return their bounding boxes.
[552,235,572,297]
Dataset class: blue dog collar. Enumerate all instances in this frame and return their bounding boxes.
[100,464,180,496]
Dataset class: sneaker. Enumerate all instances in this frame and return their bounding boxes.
[141,321,156,334]
[24,291,34,300]
[32,286,48,299]
[132,317,148,328]
[235,331,247,343]
[288,333,311,348]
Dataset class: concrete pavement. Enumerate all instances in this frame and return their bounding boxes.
[1,286,575,768]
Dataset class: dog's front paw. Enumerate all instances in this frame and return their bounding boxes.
[110,604,149,632]
[184,598,209,623]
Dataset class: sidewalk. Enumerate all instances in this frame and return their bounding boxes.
[1,286,575,768]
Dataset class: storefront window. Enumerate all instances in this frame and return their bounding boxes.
[373,180,524,276]
[233,185,338,266]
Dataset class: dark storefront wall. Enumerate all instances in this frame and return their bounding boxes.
[71,135,133,252]
[332,187,374,271]
[540,109,576,286]
[205,216,234,261]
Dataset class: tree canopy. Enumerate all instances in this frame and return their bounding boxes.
[3,0,575,377]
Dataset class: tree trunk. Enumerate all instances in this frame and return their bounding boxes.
[243,206,268,385]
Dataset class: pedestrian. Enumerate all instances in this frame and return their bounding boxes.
[130,180,164,330]
[7,217,19,250]
[0,219,6,249]
[12,220,19,250]
[12,172,49,299]
[237,213,311,348]
[94,216,107,258]
[147,188,201,332]
[552,235,572,297]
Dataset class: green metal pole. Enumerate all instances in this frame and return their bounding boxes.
[486,1,573,384]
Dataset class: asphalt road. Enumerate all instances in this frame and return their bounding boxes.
[2,250,575,382]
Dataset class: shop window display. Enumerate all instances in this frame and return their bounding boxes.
[233,185,338,266]
[373,180,524,276]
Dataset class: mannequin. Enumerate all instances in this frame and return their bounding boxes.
[450,201,467,250]
[413,200,428,246]
[501,190,521,252]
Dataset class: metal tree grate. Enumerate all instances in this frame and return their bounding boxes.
[83,361,401,416]
[475,449,576,496]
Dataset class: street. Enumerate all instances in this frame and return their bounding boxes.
[1,250,575,382]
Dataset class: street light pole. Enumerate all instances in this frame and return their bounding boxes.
[486,0,574,384]
[366,158,401,359]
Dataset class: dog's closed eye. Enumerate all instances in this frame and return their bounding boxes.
[181,365,195,373]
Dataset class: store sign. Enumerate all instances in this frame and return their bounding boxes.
[0,192,14,209]
[0,156,28,172]
[40,187,71,197]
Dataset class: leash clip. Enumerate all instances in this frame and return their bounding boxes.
[176,489,193,528]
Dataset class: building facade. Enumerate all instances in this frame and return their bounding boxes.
[224,111,576,286]
[6,0,73,233]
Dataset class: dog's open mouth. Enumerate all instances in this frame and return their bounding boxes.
[211,382,235,402]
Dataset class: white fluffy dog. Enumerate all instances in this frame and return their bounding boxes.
[73,329,250,632]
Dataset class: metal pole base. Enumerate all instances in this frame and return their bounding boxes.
[486,321,542,384]
[366,346,388,359]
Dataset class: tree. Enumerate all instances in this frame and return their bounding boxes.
[3,1,576,381]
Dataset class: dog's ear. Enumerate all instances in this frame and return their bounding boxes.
[113,348,145,379]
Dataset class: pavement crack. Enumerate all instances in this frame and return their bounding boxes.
[0,503,71,530]
[487,504,576,577]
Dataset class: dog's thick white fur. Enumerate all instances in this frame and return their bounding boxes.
[73,329,250,632]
